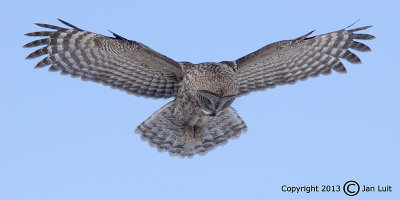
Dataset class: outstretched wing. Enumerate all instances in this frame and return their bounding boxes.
[24,19,183,98]
[234,26,375,96]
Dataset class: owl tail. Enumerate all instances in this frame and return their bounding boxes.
[135,100,247,158]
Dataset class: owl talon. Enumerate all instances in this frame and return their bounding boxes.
[183,126,203,143]
[182,133,192,143]
[194,134,202,142]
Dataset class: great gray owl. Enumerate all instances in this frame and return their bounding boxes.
[24,19,375,158]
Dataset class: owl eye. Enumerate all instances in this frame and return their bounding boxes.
[196,92,215,112]
[197,94,212,106]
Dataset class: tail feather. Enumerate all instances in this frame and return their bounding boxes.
[135,101,247,158]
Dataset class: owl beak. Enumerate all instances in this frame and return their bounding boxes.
[210,111,217,116]
[201,108,217,116]
[201,109,213,115]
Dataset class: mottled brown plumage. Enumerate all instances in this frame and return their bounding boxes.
[24,19,375,158]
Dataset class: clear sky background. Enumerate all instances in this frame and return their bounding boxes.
[1,0,399,200]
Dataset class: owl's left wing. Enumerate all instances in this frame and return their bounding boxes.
[24,19,183,98]
[233,26,375,96]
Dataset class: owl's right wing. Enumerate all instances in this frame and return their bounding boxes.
[234,26,375,96]
[24,19,183,98]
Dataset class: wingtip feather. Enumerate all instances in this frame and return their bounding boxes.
[353,34,375,40]
[57,18,81,30]
[109,30,128,40]
[34,23,64,30]
[332,62,347,74]
[294,30,315,42]
[349,41,372,52]
[349,25,373,32]
[25,31,55,37]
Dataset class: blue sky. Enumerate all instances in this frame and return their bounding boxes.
[1,0,399,200]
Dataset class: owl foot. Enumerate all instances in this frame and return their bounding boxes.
[183,126,203,143]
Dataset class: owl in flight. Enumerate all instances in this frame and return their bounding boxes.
[24,19,374,158]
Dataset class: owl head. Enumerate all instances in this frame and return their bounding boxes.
[184,62,238,115]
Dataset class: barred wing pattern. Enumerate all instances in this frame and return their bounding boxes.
[24,19,183,98]
[235,26,375,96]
